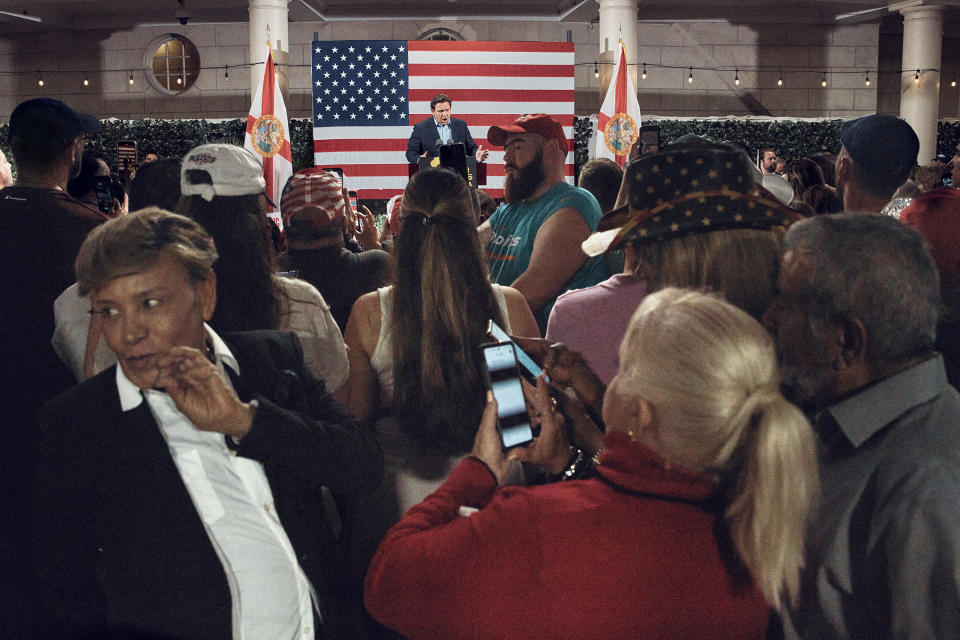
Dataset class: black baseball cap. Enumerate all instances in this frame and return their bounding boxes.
[839,114,918,180]
[8,97,101,147]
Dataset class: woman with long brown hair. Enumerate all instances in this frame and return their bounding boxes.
[338,167,538,527]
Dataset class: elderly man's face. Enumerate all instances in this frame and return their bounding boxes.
[90,252,216,389]
[763,250,837,409]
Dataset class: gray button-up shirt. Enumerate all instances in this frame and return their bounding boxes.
[786,354,960,639]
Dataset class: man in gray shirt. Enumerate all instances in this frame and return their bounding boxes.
[764,213,960,639]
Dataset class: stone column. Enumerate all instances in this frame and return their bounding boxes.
[597,0,638,87]
[899,4,943,164]
[248,0,290,98]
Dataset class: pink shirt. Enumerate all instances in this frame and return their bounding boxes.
[545,273,647,384]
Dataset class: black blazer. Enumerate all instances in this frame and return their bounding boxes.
[34,331,383,640]
[405,116,479,164]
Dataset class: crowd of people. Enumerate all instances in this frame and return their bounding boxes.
[1,94,959,640]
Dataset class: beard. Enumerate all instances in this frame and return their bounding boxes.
[503,148,545,203]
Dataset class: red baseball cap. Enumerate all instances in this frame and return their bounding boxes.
[487,114,567,151]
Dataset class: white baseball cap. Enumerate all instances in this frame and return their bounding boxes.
[181,143,266,202]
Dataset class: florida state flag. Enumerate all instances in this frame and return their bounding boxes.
[244,46,292,214]
[596,41,642,167]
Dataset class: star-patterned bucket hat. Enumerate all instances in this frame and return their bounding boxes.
[582,143,802,256]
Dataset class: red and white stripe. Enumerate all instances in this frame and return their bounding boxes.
[313,41,575,199]
[245,46,293,212]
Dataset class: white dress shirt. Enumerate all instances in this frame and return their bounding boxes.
[115,325,317,640]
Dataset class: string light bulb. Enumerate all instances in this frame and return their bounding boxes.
[821,71,827,87]
[915,69,921,84]
[864,71,871,87]
[641,63,646,80]
[37,71,44,87]
[128,70,134,85]
[83,70,89,87]
[952,73,957,88]
[688,67,694,84]
[593,61,599,78]
[777,70,783,87]
[176,75,183,85]
[734,68,740,86]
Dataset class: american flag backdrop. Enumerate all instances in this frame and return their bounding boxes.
[311,40,576,199]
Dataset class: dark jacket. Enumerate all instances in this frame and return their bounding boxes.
[405,116,478,164]
[34,330,383,640]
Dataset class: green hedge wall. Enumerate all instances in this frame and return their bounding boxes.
[2,116,957,180]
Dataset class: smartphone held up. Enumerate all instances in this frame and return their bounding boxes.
[480,342,535,450]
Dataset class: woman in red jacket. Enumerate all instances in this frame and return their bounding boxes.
[365,288,819,640]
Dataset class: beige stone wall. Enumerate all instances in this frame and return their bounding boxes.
[0,17,934,123]
[620,22,879,119]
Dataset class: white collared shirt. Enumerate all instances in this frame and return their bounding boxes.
[116,324,317,640]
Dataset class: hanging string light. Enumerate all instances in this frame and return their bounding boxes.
[15,61,955,95]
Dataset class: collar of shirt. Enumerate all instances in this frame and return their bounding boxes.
[117,323,239,412]
[818,353,948,448]
[435,120,448,128]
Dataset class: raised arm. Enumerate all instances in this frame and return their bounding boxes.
[510,206,592,315]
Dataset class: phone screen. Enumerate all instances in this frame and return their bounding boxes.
[94,176,113,214]
[348,190,360,230]
[482,343,534,449]
[639,126,661,156]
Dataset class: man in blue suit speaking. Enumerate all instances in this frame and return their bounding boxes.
[406,93,489,164]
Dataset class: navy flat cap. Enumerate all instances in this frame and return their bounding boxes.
[840,114,919,180]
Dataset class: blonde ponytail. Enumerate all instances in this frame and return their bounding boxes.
[723,390,818,611]
[619,288,819,611]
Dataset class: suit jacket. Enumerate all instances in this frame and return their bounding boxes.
[34,330,383,640]
[405,116,478,164]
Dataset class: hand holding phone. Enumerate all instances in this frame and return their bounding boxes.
[508,374,576,474]
[480,342,534,450]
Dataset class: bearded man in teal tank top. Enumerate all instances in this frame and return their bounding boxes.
[478,114,609,333]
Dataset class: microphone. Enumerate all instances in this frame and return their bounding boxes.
[435,138,442,151]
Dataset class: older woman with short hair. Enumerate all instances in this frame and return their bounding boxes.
[364,288,819,639]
